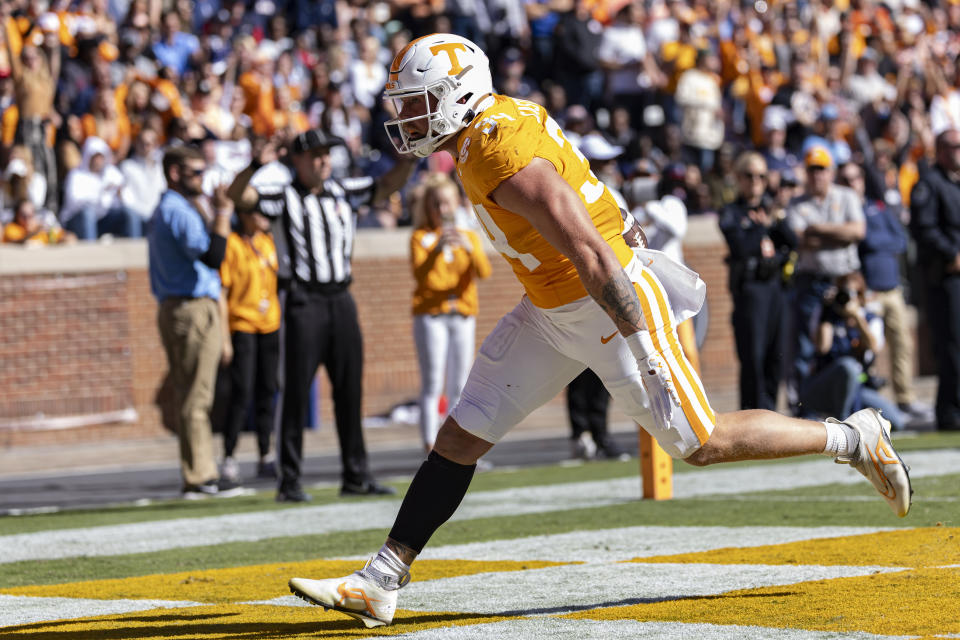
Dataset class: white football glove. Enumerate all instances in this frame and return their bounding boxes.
[638,353,681,433]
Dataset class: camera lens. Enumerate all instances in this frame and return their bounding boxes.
[835,290,851,306]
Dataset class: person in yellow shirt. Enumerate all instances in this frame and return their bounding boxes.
[217,206,281,483]
[2,198,74,245]
[290,34,913,628]
[409,172,491,453]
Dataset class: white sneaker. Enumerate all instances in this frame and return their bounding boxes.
[571,432,597,460]
[832,408,913,517]
[221,457,240,483]
[289,570,400,628]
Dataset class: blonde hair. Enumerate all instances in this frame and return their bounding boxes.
[410,172,461,229]
[733,151,767,175]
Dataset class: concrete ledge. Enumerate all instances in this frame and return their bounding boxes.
[0,215,725,276]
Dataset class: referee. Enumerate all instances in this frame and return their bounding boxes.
[228,129,416,502]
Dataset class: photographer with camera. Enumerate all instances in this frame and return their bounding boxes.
[798,271,905,430]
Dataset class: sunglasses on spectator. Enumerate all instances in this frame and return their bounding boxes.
[180,166,205,177]
[740,172,766,180]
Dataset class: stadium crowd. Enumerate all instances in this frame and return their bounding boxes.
[2,0,959,442]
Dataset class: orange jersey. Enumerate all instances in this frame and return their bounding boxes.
[410,227,492,316]
[454,94,633,309]
[3,222,63,244]
[220,231,281,334]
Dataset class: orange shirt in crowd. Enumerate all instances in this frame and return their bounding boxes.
[661,40,698,95]
[239,71,275,137]
[0,105,55,147]
[220,231,281,334]
[2,221,64,245]
[81,111,132,155]
[410,227,492,317]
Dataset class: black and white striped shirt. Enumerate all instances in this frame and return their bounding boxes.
[250,162,375,287]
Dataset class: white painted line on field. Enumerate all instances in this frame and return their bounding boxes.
[387,618,913,640]
[1,450,955,564]
[396,562,906,615]
[0,595,202,627]
[409,526,892,564]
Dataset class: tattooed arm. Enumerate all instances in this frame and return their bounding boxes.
[491,157,681,426]
[489,157,645,336]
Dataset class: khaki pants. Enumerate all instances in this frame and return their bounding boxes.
[158,297,222,486]
[873,287,915,405]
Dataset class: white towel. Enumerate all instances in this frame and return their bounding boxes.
[627,248,706,324]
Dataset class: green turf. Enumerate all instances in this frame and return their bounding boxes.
[1,472,953,590]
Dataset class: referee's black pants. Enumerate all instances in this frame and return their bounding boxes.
[279,287,370,492]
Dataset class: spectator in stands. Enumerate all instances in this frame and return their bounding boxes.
[120,128,165,226]
[217,204,281,483]
[1,145,47,214]
[597,3,660,115]
[553,0,605,111]
[60,136,142,240]
[3,198,74,245]
[4,14,60,211]
[349,35,387,112]
[81,87,131,167]
[149,145,236,498]
[787,146,866,415]
[153,10,199,77]
[409,173,491,454]
[720,152,797,410]
[675,48,724,173]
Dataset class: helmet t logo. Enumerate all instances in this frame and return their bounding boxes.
[429,43,468,76]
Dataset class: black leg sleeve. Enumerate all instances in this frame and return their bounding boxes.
[388,451,476,554]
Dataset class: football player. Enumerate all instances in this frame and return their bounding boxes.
[288,34,912,628]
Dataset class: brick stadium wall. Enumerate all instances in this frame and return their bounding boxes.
[5,216,898,448]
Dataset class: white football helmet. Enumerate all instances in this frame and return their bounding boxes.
[383,33,493,157]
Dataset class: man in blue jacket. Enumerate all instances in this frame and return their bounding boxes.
[149,145,236,498]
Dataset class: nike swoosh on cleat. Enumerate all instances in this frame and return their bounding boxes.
[600,332,617,344]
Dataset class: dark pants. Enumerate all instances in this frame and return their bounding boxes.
[928,275,960,429]
[223,330,280,458]
[567,369,611,443]
[278,287,369,492]
[64,206,143,241]
[792,273,833,413]
[732,279,786,410]
[15,117,57,211]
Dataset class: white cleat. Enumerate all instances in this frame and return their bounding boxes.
[831,408,913,517]
[289,571,398,628]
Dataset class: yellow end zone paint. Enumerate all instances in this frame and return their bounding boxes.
[565,566,960,636]
[0,559,569,603]
[2,604,524,639]
[626,527,960,568]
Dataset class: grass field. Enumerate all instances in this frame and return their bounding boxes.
[1,432,959,639]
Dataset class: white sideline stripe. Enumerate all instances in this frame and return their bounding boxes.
[0,595,202,627]
[257,563,904,616]
[407,525,892,564]
[0,450,956,564]
[388,619,914,640]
